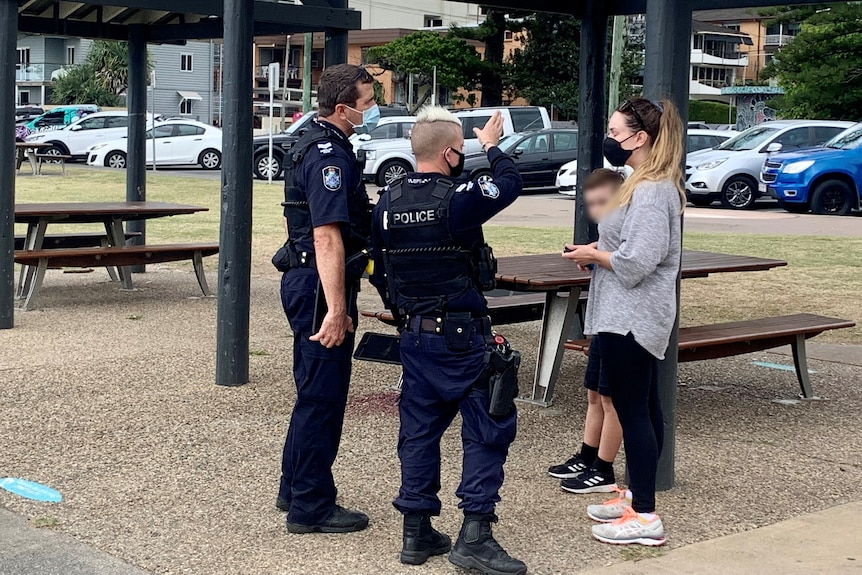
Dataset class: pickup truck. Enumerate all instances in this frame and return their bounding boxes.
[760,123,862,216]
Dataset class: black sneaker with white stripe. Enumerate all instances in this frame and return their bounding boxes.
[547,453,589,479]
[560,468,617,494]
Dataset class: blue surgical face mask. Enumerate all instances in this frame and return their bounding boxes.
[347,104,380,135]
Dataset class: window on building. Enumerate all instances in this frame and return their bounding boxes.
[311,50,323,69]
[66,46,75,65]
[725,23,741,31]
[360,47,371,65]
[424,15,443,27]
[180,99,195,115]
[181,53,194,72]
[17,48,30,66]
[18,91,29,105]
[504,30,514,41]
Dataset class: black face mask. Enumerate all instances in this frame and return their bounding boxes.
[445,148,465,178]
[603,134,637,167]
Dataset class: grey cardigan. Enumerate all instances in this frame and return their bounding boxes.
[583,179,682,360]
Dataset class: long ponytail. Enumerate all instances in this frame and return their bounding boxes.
[617,99,686,212]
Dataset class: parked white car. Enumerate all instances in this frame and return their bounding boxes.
[359,106,552,186]
[87,120,222,170]
[25,111,163,160]
[685,120,853,209]
[556,129,735,196]
[351,115,416,152]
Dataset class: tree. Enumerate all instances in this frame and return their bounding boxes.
[763,3,862,120]
[365,31,484,112]
[51,40,149,107]
[507,14,581,120]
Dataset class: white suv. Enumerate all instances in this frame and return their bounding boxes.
[359,106,551,186]
[25,111,161,160]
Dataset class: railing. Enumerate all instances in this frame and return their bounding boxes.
[15,63,68,82]
[764,34,794,46]
[255,65,301,80]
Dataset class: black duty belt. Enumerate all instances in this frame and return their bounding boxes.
[405,315,491,335]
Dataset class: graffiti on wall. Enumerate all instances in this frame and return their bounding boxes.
[736,94,778,131]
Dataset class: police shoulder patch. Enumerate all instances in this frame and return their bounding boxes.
[477,175,500,199]
[317,141,335,156]
[322,166,343,191]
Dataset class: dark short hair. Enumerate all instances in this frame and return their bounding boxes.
[317,64,374,117]
[583,168,625,192]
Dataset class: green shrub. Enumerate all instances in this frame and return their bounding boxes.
[688,100,736,125]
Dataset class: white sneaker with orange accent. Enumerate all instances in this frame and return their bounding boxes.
[586,487,632,523]
[591,507,666,546]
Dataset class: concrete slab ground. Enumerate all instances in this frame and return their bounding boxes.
[0,509,152,575]
[581,501,862,575]
[768,342,862,368]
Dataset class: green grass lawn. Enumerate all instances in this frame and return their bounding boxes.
[15,167,862,343]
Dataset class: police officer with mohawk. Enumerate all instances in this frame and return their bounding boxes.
[371,107,527,575]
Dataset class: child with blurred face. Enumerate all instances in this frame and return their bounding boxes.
[583,168,624,224]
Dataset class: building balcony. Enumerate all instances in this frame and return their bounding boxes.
[690,49,749,67]
[764,34,794,47]
[255,64,301,80]
[15,63,68,83]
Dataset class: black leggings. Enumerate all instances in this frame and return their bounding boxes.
[597,332,664,513]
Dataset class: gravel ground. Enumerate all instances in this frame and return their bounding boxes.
[1,268,861,575]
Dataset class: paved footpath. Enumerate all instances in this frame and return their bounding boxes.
[580,501,862,575]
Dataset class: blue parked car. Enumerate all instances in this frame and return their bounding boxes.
[761,123,862,215]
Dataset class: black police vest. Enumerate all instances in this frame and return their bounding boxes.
[282,122,371,258]
[382,177,496,317]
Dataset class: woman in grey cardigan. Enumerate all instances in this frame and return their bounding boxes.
[563,97,685,547]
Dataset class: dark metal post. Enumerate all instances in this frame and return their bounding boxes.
[324,0,349,67]
[215,0,254,386]
[643,0,692,491]
[126,25,147,272]
[0,0,18,329]
[574,4,607,245]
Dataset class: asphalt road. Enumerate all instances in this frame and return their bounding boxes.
[126,167,862,237]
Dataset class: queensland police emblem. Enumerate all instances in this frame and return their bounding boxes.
[477,175,500,199]
[323,166,342,191]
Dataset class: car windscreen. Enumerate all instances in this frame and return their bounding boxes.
[286,113,316,134]
[716,126,780,151]
[498,134,523,153]
[825,126,862,150]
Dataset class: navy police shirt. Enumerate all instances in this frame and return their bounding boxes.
[291,120,364,254]
[371,146,522,316]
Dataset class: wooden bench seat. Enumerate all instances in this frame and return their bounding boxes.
[14,243,219,310]
[565,314,856,398]
[362,291,589,327]
[14,231,142,251]
[36,153,73,175]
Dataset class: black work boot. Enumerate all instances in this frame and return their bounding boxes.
[449,514,527,575]
[400,514,452,565]
[286,505,369,534]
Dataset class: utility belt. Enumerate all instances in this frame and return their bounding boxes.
[403,312,520,418]
[272,243,315,272]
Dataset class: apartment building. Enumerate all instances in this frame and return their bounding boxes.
[15,35,216,123]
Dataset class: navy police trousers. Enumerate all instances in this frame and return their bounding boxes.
[278,268,358,525]
[393,325,518,516]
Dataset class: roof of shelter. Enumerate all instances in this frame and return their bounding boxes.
[450,0,828,16]
[16,0,360,41]
[691,19,755,44]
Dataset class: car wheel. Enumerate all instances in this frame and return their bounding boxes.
[811,179,853,216]
[473,169,493,181]
[720,175,757,210]
[378,160,411,186]
[104,151,127,169]
[254,153,282,180]
[689,197,713,207]
[777,199,809,214]
[42,144,66,164]
[199,149,222,170]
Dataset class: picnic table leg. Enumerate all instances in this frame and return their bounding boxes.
[791,334,814,399]
[27,150,38,176]
[16,220,47,299]
[20,257,48,311]
[518,288,581,407]
[105,218,134,290]
[192,251,212,296]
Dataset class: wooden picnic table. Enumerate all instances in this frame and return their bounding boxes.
[15,141,51,175]
[14,202,208,297]
[496,250,788,406]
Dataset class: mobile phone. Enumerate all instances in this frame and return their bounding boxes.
[563,246,574,253]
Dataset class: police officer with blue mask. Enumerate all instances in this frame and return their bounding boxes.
[370,107,527,575]
[272,64,377,534]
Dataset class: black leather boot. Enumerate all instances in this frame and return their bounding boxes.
[400,514,452,565]
[449,514,527,575]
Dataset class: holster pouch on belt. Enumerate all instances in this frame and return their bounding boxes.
[442,312,474,351]
[272,245,292,273]
[485,345,521,417]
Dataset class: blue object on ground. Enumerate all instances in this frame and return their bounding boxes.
[752,361,816,374]
[0,478,62,503]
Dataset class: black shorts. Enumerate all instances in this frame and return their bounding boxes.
[582,334,611,396]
